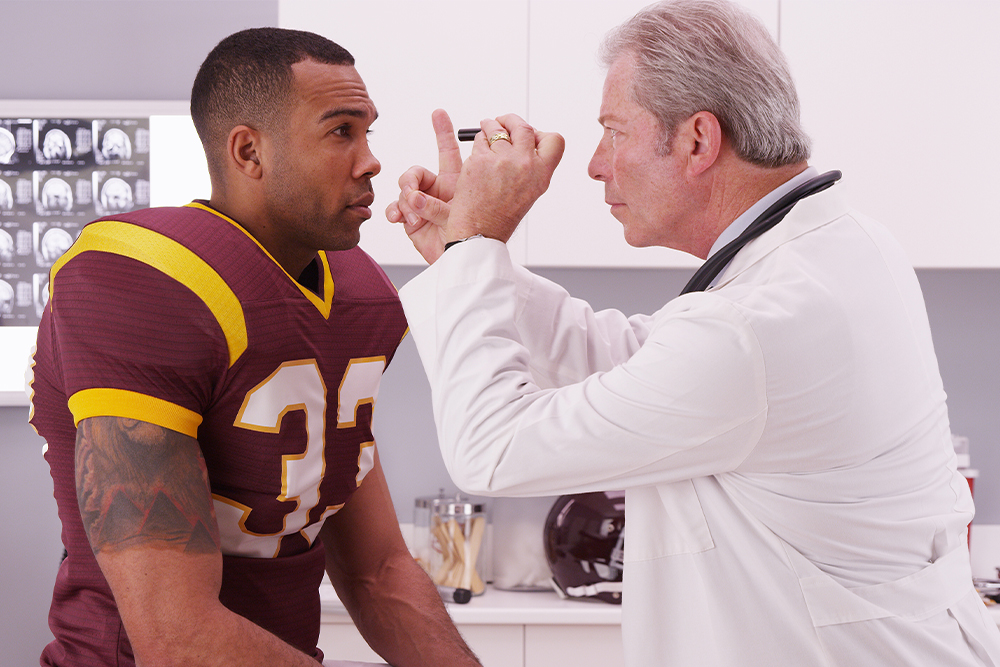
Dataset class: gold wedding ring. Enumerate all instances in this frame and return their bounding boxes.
[488,131,512,147]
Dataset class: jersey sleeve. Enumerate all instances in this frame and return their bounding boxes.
[46,226,233,436]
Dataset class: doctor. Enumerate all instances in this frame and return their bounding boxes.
[388,0,1000,665]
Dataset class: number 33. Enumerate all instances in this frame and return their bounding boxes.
[214,357,385,558]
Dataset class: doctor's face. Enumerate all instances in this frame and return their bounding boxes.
[588,55,700,255]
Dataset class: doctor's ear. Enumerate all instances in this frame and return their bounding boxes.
[677,111,722,177]
[227,126,263,178]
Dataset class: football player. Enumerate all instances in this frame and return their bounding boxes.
[30,27,481,667]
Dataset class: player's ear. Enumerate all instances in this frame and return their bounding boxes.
[227,125,263,179]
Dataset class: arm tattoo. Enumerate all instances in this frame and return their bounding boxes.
[76,416,221,555]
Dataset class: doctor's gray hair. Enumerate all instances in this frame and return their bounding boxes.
[600,0,810,167]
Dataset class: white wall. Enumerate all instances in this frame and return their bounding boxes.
[1,408,60,666]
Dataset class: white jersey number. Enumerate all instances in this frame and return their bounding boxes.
[213,357,385,557]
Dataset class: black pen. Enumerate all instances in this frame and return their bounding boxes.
[457,128,480,141]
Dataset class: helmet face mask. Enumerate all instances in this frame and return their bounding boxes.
[543,491,625,604]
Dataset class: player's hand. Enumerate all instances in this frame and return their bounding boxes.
[448,113,564,244]
[386,109,462,264]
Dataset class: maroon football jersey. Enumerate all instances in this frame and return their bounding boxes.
[30,202,408,665]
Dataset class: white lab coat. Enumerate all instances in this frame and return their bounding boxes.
[399,186,1000,666]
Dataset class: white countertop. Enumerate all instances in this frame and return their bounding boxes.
[321,579,1000,629]
[320,580,622,626]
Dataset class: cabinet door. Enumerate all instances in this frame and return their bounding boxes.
[317,622,383,663]
[458,625,525,667]
[318,621,524,667]
[280,0,530,267]
[781,0,1000,267]
[524,624,624,667]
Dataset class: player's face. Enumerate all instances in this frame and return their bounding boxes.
[262,59,380,270]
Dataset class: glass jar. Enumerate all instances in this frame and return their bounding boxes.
[414,491,487,600]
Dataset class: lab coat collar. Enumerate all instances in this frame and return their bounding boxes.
[707,179,851,291]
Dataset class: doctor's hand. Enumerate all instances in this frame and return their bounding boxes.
[448,113,564,246]
[386,109,462,264]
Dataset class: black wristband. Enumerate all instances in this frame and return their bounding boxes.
[444,234,484,251]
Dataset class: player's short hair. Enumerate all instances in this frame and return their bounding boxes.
[190,27,355,175]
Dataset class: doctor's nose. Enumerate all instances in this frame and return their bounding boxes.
[588,136,611,183]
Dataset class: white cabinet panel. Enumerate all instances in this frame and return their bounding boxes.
[781,0,1000,267]
[319,620,524,667]
[319,619,627,667]
[523,0,778,268]
[457,624,525,667]
[280,0,530,266]
[318,584,624,667]
[317,622,384,663]
[524,624,624,667]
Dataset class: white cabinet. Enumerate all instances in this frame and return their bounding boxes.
[278,0,999,269]
[779,0,1000,268]
[319,585,624,667]
[523,624,624,667]
[319,620,528,666]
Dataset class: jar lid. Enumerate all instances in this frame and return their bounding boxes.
[415,493,485,516]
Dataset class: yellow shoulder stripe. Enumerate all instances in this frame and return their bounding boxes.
[52,219,247,367]
[69,387,203,437]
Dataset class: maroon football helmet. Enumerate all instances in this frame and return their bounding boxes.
[543,491,625,604]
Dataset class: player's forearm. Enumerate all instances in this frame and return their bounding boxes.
[332,553,482,667]
[129,604,322,667]
[98,553,319,667]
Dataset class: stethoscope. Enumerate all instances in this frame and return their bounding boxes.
[680,170,842,294]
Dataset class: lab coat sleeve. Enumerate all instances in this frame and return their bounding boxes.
[506,262,656,388]
[399,238,769,497]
